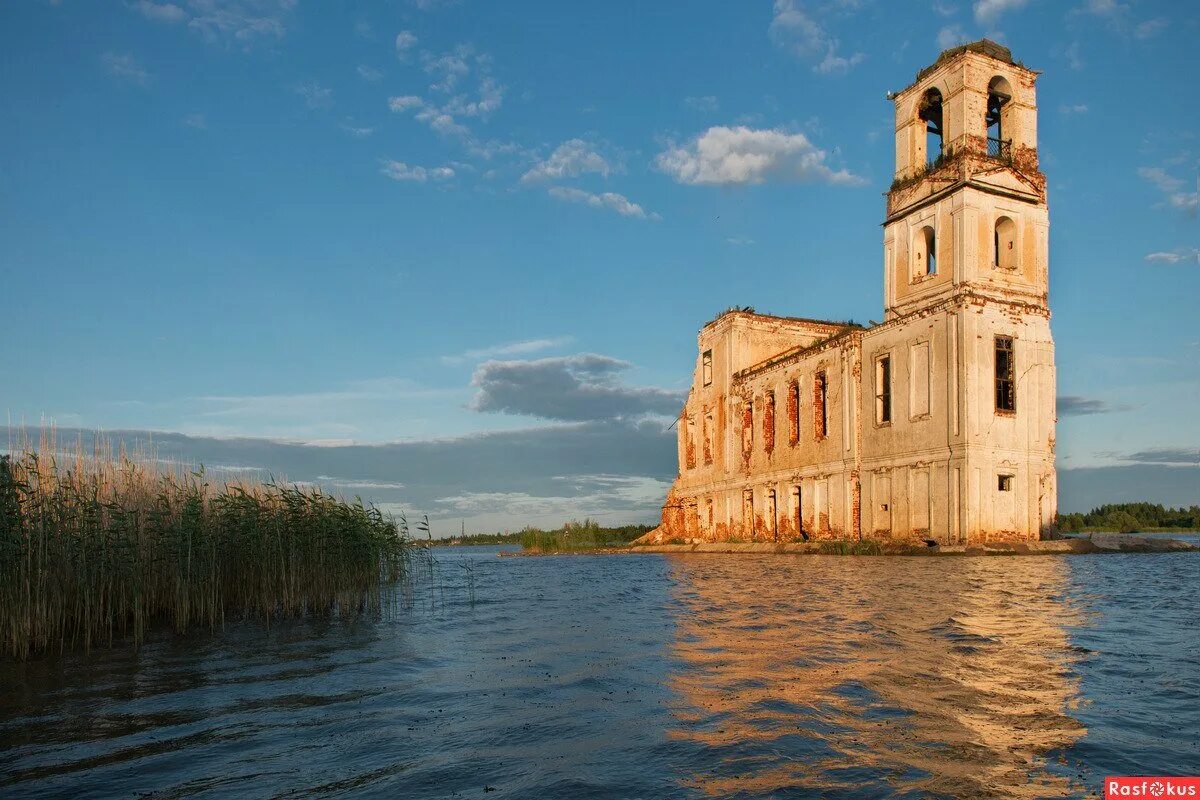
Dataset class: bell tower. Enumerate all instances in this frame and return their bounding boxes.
[882,40,1048,321]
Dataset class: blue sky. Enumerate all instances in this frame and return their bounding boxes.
[2,0,1197,533]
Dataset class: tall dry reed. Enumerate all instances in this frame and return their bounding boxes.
[0,429,419,660]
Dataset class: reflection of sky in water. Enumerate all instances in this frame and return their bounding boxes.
[665,556,1091,798]
[1,547,1198,798]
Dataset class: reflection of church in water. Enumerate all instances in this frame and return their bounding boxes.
[649,41,1057,546]
[664,556,1087,798]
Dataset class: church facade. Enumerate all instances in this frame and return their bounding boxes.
[647,41,1056,545]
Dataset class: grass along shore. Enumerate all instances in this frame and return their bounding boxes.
[0,434,424,660]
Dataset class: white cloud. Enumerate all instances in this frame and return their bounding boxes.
[186,0,295,48]
[423,45,472,93]
[340,124,375,138]
[380,160,455,182]
[974,0,1030,25]
[183,112,207,129]
[441,337,574,365]
[769,0,864,75]
[726,236,755,246]
[546,187,659,220]
[135,1,186,23]
[655,125,864,187]
[395,30,418,56]
[442,75,504,118]
[1059,104,1089,114]
[414,108,470,137]
[357,64,383,82]
[1082,0,1127,18]
[101,52,150,85]
[684,95,719,112]
[1134,18,1168,39]
[1139,166,1199,214]
[937,24,968,50]
[293,81,332,109]
[1144,249,1199,265]
[521,139,613,184]
[388,95,424,112]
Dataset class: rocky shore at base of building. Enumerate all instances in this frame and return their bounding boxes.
[507,533,1197,557]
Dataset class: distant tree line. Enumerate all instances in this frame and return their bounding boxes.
[1057,503,1200,534]
[432,521,655,547]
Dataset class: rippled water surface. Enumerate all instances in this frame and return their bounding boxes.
[3,544,1199,799]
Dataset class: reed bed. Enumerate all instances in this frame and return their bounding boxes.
[0,431,422,660]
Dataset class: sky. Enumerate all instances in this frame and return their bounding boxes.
[2,0,1197,534]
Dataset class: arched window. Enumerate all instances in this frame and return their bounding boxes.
[914,225,936,277]
[919,88,944,166]
[994,216,1017,270]
[987,76,1013,161]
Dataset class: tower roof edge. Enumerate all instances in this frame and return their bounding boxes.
[894,39,1039,99]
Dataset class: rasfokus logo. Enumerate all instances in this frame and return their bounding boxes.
[1106,777,1200,798]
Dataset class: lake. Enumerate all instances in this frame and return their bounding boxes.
[2,543,1199,799]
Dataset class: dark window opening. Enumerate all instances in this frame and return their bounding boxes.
[815,371,828,439]
[876,355,892,424]
[987,76,1013,161]
[995,335,1016,413]
[702,349,713,386]
[919,88,944,166]
[998,475,1014,492]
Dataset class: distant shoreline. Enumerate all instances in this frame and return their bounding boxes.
[506,533,1198,557]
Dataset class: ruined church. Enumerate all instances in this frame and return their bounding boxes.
[648,41,1056,545]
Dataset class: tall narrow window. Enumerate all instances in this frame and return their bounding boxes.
[814,371,828,440]
[742,489,754,535]
[914,225,937,277]
[987,76,1013,161]
[702,349,713,386]
[994,216,1016,270]
[767,489,778,542]
[919,88,944,166]
[763,390,775,454]
[787,379,800,445]
[875,355,892,424]
[792,485,806,541]
[741,402,753,459]
[703,409,713,465]
[685,415,697,469]
[995,336,1016,413]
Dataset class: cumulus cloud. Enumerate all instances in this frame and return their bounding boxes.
[655,126,864,187]
[974,0,1030,25]
[388,95,424,112]
[380,160,455,182]
[1057,395,1136,417]
[102,52,150,85]
[521,139,613,184]
[135,1,187,23]
[545,187,659,220]
[470,354,684,421]
[395,30,418,56]
[769,0,865,75]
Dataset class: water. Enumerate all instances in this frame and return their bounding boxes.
[2,545,1199,799]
